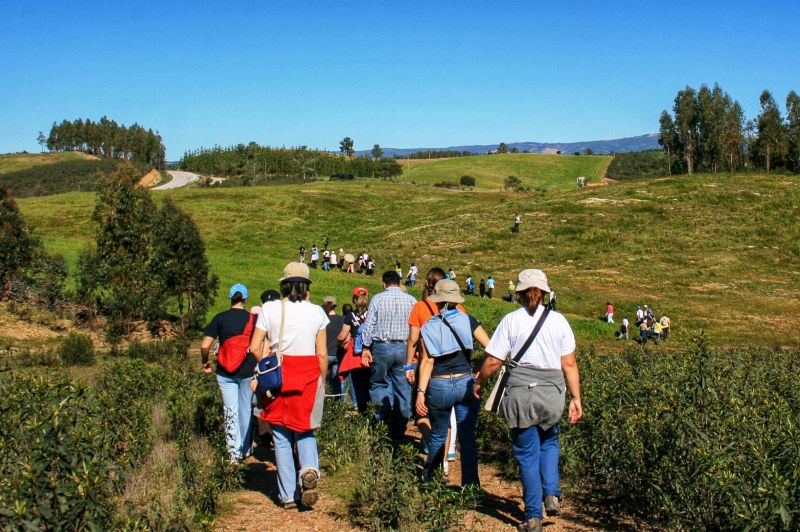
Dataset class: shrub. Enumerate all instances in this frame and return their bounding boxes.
[606,150,669,180]
[434,181,458,188]
[504,175,522,190]
[460,175,476,187]
[122,339,189,365]
[58,331,95,366]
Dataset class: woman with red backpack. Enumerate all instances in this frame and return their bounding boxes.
[200,283,258,462]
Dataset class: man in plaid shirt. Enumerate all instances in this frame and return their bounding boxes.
[361,270,417,439]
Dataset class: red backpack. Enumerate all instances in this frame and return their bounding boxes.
[217,314,255,373]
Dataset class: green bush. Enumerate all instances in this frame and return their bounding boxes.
[460,175,476,187]
[123,339,189,365]
[606,150,669,180]
[58,331,95,366]
[561,340,800,529]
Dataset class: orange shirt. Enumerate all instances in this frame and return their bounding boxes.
[408,299,466,329]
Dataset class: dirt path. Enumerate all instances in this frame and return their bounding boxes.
[213,431,646,531]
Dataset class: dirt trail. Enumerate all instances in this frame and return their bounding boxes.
[213,429,645,531]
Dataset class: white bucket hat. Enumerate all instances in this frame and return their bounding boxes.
[514,269,551,293]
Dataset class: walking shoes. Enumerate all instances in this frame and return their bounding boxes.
[544,495,561,516]
[300,469,320,508]
[518,517,543,532]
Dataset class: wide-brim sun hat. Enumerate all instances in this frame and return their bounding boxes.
[514,269,551,293]
[279,262,311,283]
[323,295,337,305]
[229,283,249,299]
[427,279,465,304]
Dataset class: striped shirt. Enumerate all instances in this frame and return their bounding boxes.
[360,287,417,347]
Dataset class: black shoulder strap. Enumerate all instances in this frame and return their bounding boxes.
[440,314,470,354]
[423,299,435,316]
[510,307,550,366]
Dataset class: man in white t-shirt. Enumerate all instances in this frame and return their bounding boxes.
[474,269,582,532]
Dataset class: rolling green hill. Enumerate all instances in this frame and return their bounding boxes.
[397,153,612,190]
[17,172,800,348]
[0,151,96,175]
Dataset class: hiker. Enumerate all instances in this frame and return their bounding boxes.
[486,275,495,299]
[474,269,583,532]
[322,296,345,400]
[367,258,376,276]
[576,176,586,188]
[507,279,516,301]
[645,305,654,321]
[512,213,521,233]
[465,274,474,295]
[547,290,557,311]
[337,287,372,412]
[345,253,356,273]
[338,248,346,270]
[299,245,306,263]
[617,317,629,340]
[639,320,649,344]
[405,268,458,454]
[635,305,644,325]
[660,315,671,341]
[606,301,614,324]
[479,278,486,298]
[416,279,490,487]
[322,248,331,271]
[310,245,319,269]
[251,289,280,318]
[249,262,328,510]
[407,263,418,287]
[448,268,456,281]
[360,270,417,439]
[201,283,257,462]
[652,319,663,344]
[329,249,337,272]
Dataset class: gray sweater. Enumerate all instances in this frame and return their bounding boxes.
[499,366,566,431]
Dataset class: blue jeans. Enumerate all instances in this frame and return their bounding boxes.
[423,375,480,486]
[512,424,560,520]
[369,341,411,438]
[271,424,319,504]
[323,261,330,271]
[327,355,343,399]
[216,373,254,461]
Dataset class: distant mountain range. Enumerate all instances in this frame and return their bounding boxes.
[357,134,659,157]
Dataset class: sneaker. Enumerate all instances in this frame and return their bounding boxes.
[282,500,297,510]
[299,469,319,508]
[447,452,457,461]
[544,495,561,516]
[518,517,543,532]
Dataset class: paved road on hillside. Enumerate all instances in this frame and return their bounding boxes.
[153,170,199,190]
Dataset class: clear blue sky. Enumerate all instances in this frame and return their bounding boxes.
[2,0,799,159]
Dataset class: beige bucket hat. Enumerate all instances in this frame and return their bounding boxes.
[427,279,465,304]
[279,261,311,283]
[515,269,551,293]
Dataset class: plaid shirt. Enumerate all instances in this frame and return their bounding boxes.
[360,287,417,347]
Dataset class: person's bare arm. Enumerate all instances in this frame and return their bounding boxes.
[337,323,351,343]
[405,325,420,383]
[249,328,268,361]
[200,336,214,374]
[561,352,582,423]
[415,342,434,417]
[473,354,504,398]
[472,325,490,348]
[316,329,328,376]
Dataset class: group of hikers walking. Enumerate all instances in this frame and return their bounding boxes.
[610,303,671,343]
[201,262,582,531]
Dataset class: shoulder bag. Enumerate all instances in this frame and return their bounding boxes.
[255,299,286,399]
[484,308,550,413]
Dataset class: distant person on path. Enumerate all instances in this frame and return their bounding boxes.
[486,276,495,299]
[345,253,356,273]
[338,248,345,270]
[360,271,417,439]
[337,287,372,412]
[547,290,557,311]
[653,320,663,344]
[465,274,474,295]
[407,263,418,287]
[577,176,586,188]
[606,302,614,324]
[310,245,319,269]
[448,268,457,281]
[395,261,403,279]
[617,317,629,340]
[323,296,345,400]
[635,305,644,325]
[659,315,671,341]
[507,279,516,301]
[367,258,376,276]
[329,249,337,272]
[415,279,490,487]
[249,262,328,510]
[299,245,306,263]
[201,283,258,462]
[512,213,521,233]
[639,320,649,344]
[479,278,486,298]
[474,269,583,532]
[322,248,331,271]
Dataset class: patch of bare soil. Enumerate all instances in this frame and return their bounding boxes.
[578,197,643,206]
[137,169,161,188]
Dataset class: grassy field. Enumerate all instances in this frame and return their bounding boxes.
[17,171,800,349]
[397,153,612,190]
[0,151,95,175]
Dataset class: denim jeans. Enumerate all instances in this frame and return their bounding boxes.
[511,424,560,520]
[271,424,319,504]
[369,341,411,438]
[423,375,479,486]
[326,355,343,399]
[216,373,254,461]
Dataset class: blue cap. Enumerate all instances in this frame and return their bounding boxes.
[228,283,248,299]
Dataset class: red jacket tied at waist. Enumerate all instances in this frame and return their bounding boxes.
[260,355,324,432]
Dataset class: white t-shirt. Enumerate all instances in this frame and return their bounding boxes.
[330,252,337,263]
[485,306,576,369]
[255,300,329,357]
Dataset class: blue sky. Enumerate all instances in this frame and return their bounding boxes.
[2,0,799,159]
